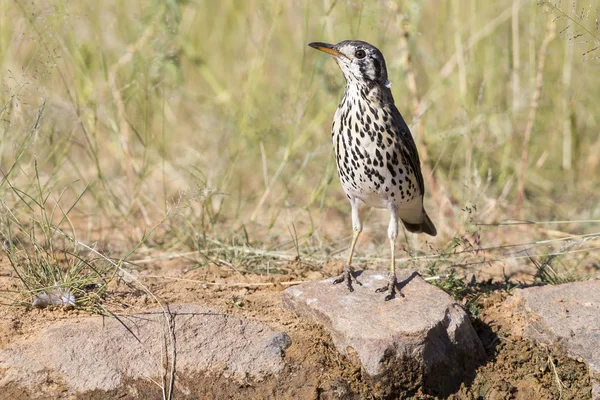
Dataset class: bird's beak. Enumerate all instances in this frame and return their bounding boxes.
[308,42,346,59]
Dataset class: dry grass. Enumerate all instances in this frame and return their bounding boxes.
[0,0,599,308]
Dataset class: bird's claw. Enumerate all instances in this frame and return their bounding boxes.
[332,265,362,292]
[375,273,404,301]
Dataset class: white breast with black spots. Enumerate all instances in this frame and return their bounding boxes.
[331,88,422,211]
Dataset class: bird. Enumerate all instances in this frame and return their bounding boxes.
[309,40,436,300]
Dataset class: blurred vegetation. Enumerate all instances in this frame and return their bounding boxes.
[0,0,599,302]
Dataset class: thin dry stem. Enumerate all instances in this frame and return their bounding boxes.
[107,12,162,184]
[562,4,575,171]
[452,0,468,99]
[512,0,522,112]
[144,275,307,287]
[250,146,291,222]
[547,354,566,399]
[515,16,556,215]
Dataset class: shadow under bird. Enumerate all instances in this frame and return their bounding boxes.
[309,40,436,300]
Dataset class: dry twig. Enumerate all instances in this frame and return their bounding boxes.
[515,16,556,215]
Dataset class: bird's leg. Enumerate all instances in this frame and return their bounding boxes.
[333,201,362,291]
[374,238,403,300]
[376,205,403,300]
[332,231,362,291]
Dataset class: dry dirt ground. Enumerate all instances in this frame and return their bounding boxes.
[0,256,592,399]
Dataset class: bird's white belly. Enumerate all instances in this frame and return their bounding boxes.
[351,190,389,209]
[344,185,424,223]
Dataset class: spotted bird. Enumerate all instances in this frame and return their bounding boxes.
[309,40,437,300]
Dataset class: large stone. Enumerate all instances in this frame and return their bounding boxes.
[0,304,290,395]
[282,269,485,397]
[503,280,600,399]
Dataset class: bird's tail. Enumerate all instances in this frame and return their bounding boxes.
[401,212,437,237]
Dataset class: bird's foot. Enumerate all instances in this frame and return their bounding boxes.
[332,265,362,292]
[375,272,404,301]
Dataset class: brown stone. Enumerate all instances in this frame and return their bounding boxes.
[282,269,485,397]
[0,304,290,394]
[504,280,600,399]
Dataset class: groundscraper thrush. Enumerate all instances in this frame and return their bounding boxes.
[309,40,436,300]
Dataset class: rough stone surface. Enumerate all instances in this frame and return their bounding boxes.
[503,280,600,399]
[282,269,486,396]
[0,304,290,394]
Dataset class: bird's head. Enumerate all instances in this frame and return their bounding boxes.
[309,40,391,89]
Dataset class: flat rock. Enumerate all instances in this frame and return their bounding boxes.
[0,304,290,395]
[282,269,485,397]
[503,280,600,399]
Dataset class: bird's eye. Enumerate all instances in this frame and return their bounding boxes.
[355,49,366,59]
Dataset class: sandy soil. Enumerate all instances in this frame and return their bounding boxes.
[0,255,592,399]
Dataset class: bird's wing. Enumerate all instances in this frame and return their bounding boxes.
[390,106,425,196]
